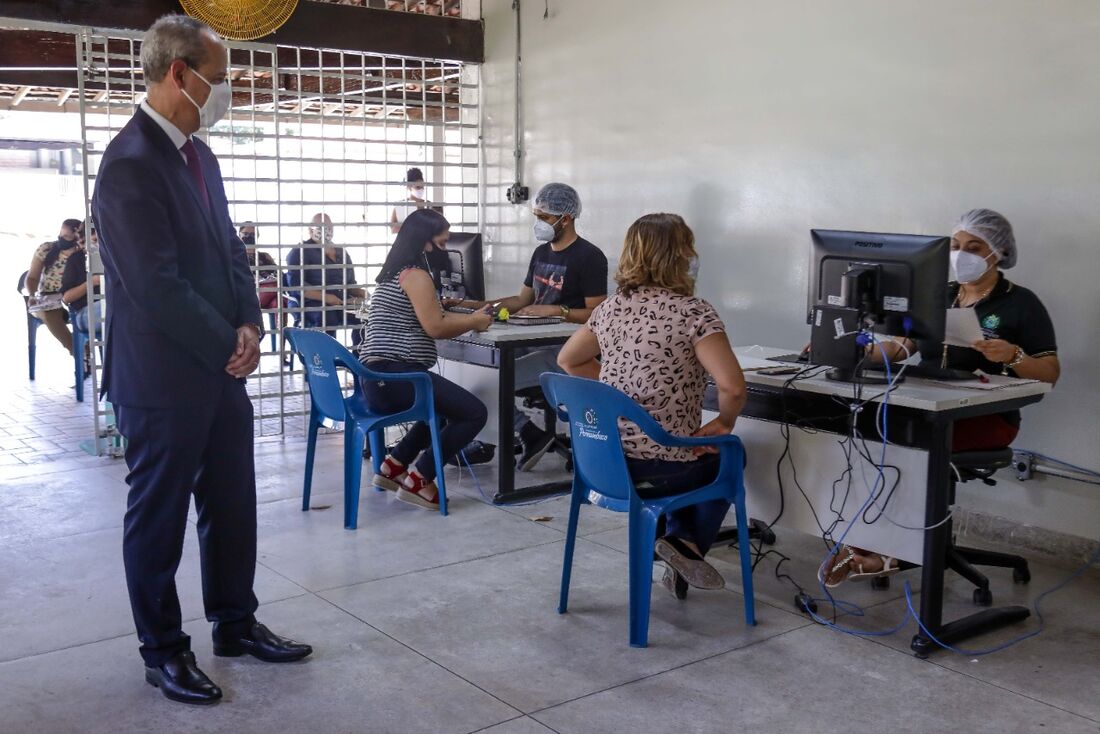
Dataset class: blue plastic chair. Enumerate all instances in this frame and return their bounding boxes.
[541,373,756,648]
[71,304,104,403]
[18,271,42,381]
[284,327,449,528]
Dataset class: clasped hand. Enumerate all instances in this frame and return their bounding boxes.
[225,325,261,377]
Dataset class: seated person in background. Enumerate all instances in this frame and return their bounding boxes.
[360,209,492,510]
[558,213,748,599]
[287,213,366,346]
[60,222,103,373]
[825,208,1059,585]
[25,217,84,356]
[238,221,280,308]
[448,183,609,470]
[390,167,433,235]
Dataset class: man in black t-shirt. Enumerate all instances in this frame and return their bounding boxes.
[450,183,609,469]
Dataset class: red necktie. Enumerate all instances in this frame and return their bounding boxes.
[180,138,210,209]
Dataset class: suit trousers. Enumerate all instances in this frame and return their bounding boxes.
[114,377,259,666]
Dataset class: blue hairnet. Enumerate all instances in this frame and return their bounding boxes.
[952,208,1017,268]
[533,182,582,218]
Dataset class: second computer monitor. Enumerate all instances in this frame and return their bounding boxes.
[443,232,485,302]
[808,229,949,341]
[807,229,949,382]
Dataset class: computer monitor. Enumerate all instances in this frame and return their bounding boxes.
[424,232,485,302]
[807,229,949,383]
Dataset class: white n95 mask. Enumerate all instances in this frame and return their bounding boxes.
[183,67,232,129]
[533,216,562,243]
[950,249,997,284]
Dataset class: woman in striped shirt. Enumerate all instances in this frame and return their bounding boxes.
[359,209,492,510]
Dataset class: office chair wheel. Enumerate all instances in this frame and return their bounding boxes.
[973,587,993,607]
[871,575,892,591]
[565,458,573,473]
[1012,566,1031,585]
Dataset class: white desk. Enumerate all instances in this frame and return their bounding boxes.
[709,345,1050,656]
[436,322,580,502]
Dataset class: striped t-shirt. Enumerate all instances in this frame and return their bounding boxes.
[358,267,438,368]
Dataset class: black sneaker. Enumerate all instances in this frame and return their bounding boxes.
[446,440,496,467]
[517,424,554,472]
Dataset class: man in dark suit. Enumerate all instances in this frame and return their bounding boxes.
[93,15,311,706]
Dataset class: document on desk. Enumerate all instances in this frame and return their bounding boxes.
[927,373,1041,390]
[943,308,984,348]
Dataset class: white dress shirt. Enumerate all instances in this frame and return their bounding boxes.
[140,100,189,163]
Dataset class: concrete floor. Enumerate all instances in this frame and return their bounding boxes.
[2,363,1099,733]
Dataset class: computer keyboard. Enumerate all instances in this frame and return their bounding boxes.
[768,352,810,365]
[865,363,979,381]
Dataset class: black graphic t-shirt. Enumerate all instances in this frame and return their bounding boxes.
[916,273,1057,426]
[523,236,608,307]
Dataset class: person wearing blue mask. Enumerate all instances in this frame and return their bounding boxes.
[446,183,609,469]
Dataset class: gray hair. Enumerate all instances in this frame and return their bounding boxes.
[141,15,217,83]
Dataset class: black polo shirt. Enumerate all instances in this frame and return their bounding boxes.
[917,272,1057,426]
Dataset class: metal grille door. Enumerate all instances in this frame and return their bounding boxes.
[73,27,481,449]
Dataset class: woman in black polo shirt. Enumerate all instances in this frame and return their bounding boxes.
[916,208,1059,450]
[824,208,1060,585]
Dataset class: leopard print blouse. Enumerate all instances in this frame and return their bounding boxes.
[588,286,726,462]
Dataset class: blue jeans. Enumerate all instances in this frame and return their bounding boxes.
[72,306,89,334]
[362,359,488,481]
[626,453,729,556]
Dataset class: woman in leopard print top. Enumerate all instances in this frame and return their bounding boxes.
[558,213,748,599]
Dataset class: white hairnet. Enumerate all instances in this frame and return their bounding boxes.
[952,208,1017,268]
[533,182,582,218]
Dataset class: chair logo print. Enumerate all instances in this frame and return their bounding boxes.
[309,352,330,378]
[576,407,608,442]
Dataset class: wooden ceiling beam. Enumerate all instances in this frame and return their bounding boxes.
[0,0,483,62]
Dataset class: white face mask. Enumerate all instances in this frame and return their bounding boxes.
[411,186,426,198]
[182,67,231,129]
[687,255,700,280]
[533,215,563,243]
[950,249,997,284]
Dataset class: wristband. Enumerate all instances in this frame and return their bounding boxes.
[1004,346,1025,372]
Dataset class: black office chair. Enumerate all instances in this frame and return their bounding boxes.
[516,385,573,471]
[872,447,1030,606]
[945,448,1031,605]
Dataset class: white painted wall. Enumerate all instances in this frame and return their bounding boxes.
[478,0,1100,540]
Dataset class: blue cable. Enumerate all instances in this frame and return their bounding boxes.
[902,538,1100,656]
[455,449,561,507]
[797,332,1100,654]
[803,337,913,636]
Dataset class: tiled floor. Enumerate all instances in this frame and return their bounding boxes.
[2,357,1099,732]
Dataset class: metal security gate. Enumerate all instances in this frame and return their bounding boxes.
[66,23,482,451]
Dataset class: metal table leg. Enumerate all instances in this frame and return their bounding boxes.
[490,345,572,505]
[911,419,1029,657]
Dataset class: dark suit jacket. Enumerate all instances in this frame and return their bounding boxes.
[92,107,261,408]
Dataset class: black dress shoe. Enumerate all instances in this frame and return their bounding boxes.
[213,622,313,663]
[144,651,222,705]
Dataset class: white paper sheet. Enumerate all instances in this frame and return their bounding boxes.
[944,308,984,348]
